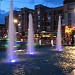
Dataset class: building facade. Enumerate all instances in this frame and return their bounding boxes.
[5,0,75,41]
[0,24,5,37]
[64,0,75,27]
[20,8,34,34]
[63,0,75,45]
[34,4,52,33]
[5,4,64,34]
[4,0,75,44]
[5,10,20,33]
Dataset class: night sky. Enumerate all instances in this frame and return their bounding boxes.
[1,0,64,12]
[0,0,64,24]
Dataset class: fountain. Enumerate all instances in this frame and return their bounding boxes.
[56,15,62,51]
[51,39,54,46]
[7,0,16,62]
[27,13,35,54]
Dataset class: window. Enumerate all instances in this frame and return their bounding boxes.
[68,3,75,9]
[68,12,71,19]
[38,25,40,27]
[42,18,44,20]
[47,16,51,20]
[47,13,51,20]
[68,20,71,26]
[38,16,40,20]
[37,11,40,14]
[47,26,51,30]
[38,21,40,24]
[62,20,65,26]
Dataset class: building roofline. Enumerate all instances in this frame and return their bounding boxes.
[53,6,63,10]
[35,4,51,9]
[64,0,75,4]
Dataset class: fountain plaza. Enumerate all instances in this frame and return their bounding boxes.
[0,0,75,75]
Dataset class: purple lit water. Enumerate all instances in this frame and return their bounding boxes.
[27,13,35,54]
[7,0,16,62]
[56,15,62,51]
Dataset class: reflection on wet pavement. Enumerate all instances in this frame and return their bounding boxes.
[0,46,75,75]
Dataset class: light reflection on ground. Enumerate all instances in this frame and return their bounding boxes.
[0,46,75,75]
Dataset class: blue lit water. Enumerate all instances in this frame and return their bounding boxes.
[0,46,74,75]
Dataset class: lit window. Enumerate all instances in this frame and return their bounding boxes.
[37,11,40,14]
[38,25,40,27]
[38,16,40,20]
[18,23,21,26]
[42,18,44,20]
[19,14,21,16]
[48,16,51,20]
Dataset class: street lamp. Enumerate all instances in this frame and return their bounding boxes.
[14,19,18,24]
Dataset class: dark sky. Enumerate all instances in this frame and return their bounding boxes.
[1,0,64,12]
[0,0,64,24]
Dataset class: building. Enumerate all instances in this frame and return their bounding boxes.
[0,24,5,37]
[64,0,75,27]
[5,4,64,43]
[5,0,75,41]
[5,4,64,34]
[5,10,20,33]
[34,4,52,33]
[20,7,34,35]
[52,6,64,32]
[63,0,75,45]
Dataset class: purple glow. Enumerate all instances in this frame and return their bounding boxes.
[56,15,62,51]
[27,13,35,54]
[10,59,16,63]
[7,0,16,61]
[29,52,34,54]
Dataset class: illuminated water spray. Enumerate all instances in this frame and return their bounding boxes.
[27,13,35,54]
[7,0,16,62]
[56,15,62,51]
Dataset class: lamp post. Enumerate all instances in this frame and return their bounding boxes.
[14,19,18,23]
